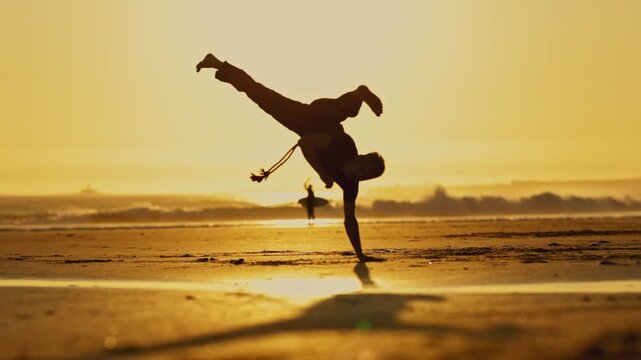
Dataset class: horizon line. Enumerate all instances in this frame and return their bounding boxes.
[3,176,641,197]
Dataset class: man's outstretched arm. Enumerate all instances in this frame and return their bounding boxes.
[343,200,384,262]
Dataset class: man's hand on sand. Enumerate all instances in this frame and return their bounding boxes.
[197,53,223,72]
[358,254,386,262]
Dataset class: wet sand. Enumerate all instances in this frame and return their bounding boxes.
[1,217,640,359]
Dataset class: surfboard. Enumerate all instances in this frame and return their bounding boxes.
[297,197,329,207]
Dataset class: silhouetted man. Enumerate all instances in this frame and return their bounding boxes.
[197,53,385,262]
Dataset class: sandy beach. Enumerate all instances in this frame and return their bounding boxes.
[1,216,640,359]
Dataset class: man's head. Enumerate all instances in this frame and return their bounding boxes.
[343,152,385,182]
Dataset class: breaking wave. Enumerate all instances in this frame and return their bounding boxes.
[2,189,641,228]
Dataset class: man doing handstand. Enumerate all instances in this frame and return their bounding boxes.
[197,53,385,262]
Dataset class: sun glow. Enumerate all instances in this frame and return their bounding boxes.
[2,1,640,195]
[249,277,362,299]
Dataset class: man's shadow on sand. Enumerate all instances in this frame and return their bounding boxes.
[86,263,519,359]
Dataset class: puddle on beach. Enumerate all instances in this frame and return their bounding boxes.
[404,280,641,294]
[0,278,640,298]
[0,277,363,299]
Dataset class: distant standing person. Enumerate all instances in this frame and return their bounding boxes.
[197,53,385,262]
[304,179,316,220]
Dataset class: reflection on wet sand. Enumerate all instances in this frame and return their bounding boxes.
[354,261,377,288]
[70,263,519,359]
[2,277,639,295]
[2,263,640,359]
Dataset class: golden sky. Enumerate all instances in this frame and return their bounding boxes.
[1,0,640,201]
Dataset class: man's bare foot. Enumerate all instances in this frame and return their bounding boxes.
[196,53,223,72]
[357,254,386,262]
[357,85,383,117]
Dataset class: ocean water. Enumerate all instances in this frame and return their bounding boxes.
[2,194,641,231]
[4,214,641,233]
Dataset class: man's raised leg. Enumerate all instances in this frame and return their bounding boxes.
[196,53,309,136]
[308,85,383,129]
